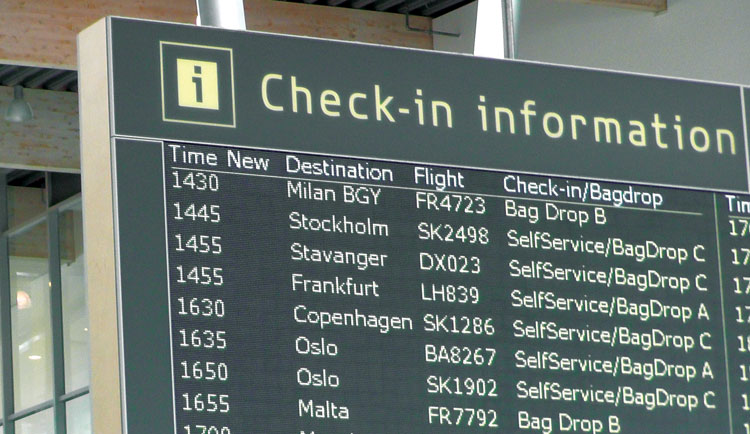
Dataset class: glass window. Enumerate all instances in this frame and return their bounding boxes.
[66,394,91,434]
[15,408,53,434]
[10,221,53,410]
[7,186,47,229]
[60,205,89,392]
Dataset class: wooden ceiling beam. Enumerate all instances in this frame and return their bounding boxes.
[0,0,433,70]
[567,0,667,12]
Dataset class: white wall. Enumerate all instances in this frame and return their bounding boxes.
[516,0,750,85]
[433,1,478,54]
[433,0,506,59]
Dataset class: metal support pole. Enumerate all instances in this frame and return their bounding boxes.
[0,174,15,434]
[48,208,66,433]
[503,0,516,59]
[196,0,246,30]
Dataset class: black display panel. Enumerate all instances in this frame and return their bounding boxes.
[153,140,750,434]
[96,17,750,434]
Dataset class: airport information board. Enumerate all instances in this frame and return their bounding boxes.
[100,17,750,434]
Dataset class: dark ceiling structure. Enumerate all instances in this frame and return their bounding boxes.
[279,0,474,17]
[0,65,78,92]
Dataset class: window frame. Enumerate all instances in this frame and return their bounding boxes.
[0,174,88,434]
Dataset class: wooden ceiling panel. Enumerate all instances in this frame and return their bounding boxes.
[569,0,667,12]
[0,0,432,69]
[0,86,80,173]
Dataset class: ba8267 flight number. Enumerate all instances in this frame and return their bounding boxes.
[425,345,496,366]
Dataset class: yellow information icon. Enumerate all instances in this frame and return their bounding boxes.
[176,59,219,110]
[161,41,235,126]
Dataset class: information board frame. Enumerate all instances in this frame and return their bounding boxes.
[78,16,750,434]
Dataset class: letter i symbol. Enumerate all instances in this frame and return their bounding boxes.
[192,65,204,103]
[176,58,219,109]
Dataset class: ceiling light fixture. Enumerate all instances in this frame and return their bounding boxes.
[16,290,32,310]
[28,355,42,361]
[5,85,34,123]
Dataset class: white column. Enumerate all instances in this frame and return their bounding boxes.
[433,0,515,59]
[196,0,246,30]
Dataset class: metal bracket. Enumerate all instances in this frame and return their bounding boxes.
[405,12,460,37]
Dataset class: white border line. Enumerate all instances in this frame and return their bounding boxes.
[111,138,128,434]
[161,143,179,434]
[713,194,734,434]
[741,88,750,193]
[108,18,117,148]
[106,18,131,434]
[171,165,702,216]
[114,137,177,434]
[159,41,166,128]
[118,133,750,195]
